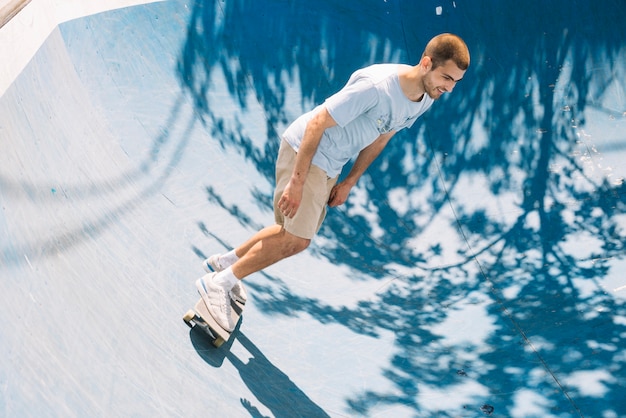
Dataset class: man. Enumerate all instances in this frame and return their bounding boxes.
[197,33,470,331]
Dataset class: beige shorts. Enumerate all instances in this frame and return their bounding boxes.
[274,139,338,239]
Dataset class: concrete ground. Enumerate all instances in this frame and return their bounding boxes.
[1,1,625,416]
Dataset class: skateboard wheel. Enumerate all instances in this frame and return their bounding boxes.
[183,310,195,327]
[212,337,225,348]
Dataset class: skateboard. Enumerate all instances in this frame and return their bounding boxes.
[183,288,245,348]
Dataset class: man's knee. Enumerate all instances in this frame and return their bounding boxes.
[293,236,311,254]
[282,230,310,256]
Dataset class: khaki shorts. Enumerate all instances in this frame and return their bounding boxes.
[274,139,338,239]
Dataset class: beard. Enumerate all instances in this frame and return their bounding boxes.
[423,73,444,100]
[425,82,444,100]
[426,88,443,100]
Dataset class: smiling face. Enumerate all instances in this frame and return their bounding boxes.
[422,58,466,100]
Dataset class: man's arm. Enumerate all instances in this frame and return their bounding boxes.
[328,131,395,207]
[278,107,337,218]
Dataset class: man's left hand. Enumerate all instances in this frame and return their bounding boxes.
[328,182,352,207]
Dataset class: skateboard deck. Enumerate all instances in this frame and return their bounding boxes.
[183,289,245,348]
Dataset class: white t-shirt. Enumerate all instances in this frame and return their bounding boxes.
[282,64,434,177]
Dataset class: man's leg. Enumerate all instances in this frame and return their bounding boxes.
[231,225,309,279]
[197,139,330,330]
[197,225,308,331]
[231,224,285,260]
[206,223,305,271]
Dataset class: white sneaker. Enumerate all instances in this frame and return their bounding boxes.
[196,273,235,332]
[202,254,247,304]
[202,254,222,273]
[230,280,247,305]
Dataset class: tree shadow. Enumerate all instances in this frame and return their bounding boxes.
[180,0,626,416]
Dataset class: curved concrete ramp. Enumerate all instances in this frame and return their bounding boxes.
[1,1,626,416]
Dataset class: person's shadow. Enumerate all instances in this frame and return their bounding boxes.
[190,327,330,417]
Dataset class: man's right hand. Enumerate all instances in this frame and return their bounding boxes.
[280,107,338,218]
[278,179,303,218]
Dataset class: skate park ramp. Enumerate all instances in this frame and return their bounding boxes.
[1,0,626,416]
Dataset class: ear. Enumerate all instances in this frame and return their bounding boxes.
[420,55,432,71]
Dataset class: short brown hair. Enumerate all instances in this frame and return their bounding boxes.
[423,33,470,70]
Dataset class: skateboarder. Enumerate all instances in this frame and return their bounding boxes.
[197,33,470,331]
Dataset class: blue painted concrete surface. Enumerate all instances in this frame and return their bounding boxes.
[1,0,625,416]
